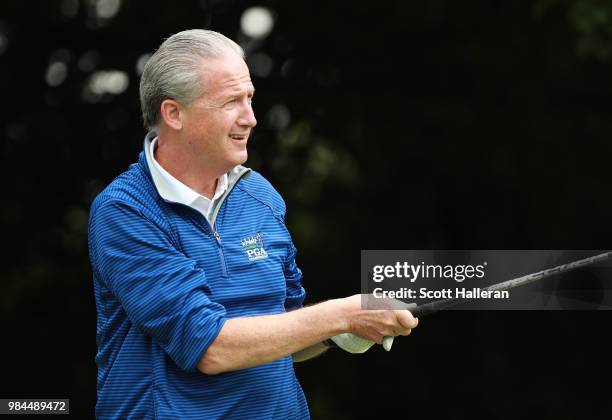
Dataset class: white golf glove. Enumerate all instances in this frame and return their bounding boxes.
[330,333,376,354]
[328,296,412,353]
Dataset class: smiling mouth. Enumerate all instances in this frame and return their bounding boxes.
[229,133,248,141]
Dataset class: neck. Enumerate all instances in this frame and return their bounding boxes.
[154,130,223,199]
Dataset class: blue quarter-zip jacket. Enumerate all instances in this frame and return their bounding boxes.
[88,148,308,419]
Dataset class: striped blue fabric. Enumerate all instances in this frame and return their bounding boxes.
[88,148,309,419]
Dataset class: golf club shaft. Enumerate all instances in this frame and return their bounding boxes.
[382,251,611,350]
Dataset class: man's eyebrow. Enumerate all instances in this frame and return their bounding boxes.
[223,86,255,98]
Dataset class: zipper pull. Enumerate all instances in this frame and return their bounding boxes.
[213,231,221,242]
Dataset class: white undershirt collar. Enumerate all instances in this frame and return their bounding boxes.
[144,131,228,223]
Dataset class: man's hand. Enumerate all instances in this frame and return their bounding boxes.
[335,295,418,351]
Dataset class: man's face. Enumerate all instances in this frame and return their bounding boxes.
[181,53,257,173]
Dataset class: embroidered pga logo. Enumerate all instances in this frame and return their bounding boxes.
[241,233,268,261]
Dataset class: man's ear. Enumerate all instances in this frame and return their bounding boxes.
[160,99,183,130]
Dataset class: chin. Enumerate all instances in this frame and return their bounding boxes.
[230,151,248,167]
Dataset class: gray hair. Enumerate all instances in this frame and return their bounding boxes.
[139,29,245,130]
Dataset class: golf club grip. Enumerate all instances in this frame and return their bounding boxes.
[409,305,435,317]
[410,297,460,317]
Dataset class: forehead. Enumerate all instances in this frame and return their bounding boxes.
[200,55,254,96]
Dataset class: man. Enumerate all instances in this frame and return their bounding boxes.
[88,29,418,419]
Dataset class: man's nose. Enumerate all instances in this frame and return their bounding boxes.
[238,102,257,127]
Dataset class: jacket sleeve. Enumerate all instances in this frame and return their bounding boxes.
[283,242,306,311]
[89,199,226,371]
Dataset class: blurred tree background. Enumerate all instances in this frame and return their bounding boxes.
[1,0,612,418]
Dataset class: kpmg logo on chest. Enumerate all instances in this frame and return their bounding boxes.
[241,233,269,261]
